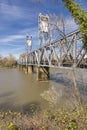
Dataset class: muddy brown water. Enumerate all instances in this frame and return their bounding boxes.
[0,68,87,112]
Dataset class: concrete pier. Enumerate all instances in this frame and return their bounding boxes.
[18,65,34,74]
[27,65,34,74]
[18,65,23,71]
[18,65,50,81]
[22,65,27,73]
[37,66,50,81]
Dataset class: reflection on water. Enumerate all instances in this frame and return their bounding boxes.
[0,68,87,112]
[41,86,62,105]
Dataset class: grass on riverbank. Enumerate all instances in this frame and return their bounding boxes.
[0,105,87,130]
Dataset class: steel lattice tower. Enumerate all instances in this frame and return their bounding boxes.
[38,13,51,47]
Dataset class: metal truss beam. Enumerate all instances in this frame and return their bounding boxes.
[19,29,87,68]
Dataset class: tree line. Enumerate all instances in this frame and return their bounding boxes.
[0,54,17,68]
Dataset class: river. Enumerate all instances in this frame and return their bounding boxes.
[0,68,87,112]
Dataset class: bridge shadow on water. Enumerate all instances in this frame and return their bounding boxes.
[50,72,73,87]
[50,71,87,104]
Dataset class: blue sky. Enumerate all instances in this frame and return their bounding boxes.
[0,0,87,59]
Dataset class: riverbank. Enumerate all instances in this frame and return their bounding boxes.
[0,68,87,129]
[0,105,87,130]
[0,66,17,69]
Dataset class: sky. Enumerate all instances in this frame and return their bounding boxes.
[0,0,87,59]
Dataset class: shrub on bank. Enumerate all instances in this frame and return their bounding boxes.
[0,54,17,68]
[0,105,87,130]
[7,122,20,130]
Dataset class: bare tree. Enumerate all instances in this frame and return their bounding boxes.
[49,14,81,106]
[0,54,17,68]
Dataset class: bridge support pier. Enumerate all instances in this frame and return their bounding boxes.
[37,66,50,81]
[22,65,27,74]
[27,65,34,74]
[18,65,34,74]
[18,65,23,71]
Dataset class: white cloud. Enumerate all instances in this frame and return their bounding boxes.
[0,26,38,50]
[19,28,38,38]
[0,3,22,18]
[65,17,78,32]
[55,16,78,33]
[0,43,23,47]
[0,1,80,58]
[0,35,25,43]
[0,3,37,21]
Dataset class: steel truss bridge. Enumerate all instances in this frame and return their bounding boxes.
[19,29,87,69]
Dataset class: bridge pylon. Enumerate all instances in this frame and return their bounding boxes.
[38,13,51,47]
[37,66,50,81]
